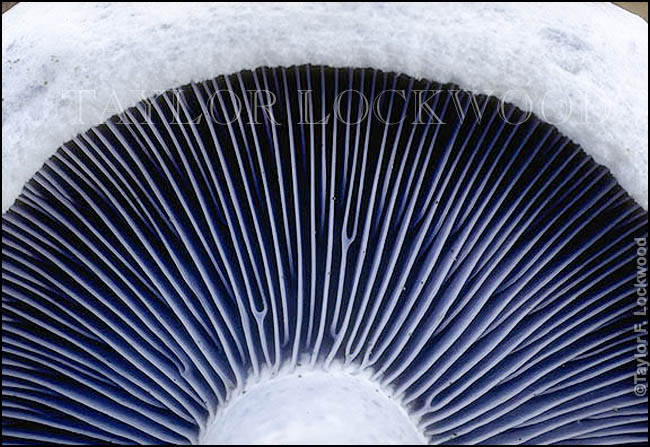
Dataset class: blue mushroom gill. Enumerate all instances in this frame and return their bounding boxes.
[2,65,648,444]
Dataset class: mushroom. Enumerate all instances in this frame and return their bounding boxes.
[2,66,647,445]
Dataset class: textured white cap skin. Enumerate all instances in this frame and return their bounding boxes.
[2,3,647,211]
[200,364,426,445]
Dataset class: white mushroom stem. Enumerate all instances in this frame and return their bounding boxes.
[200,364,426,445]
